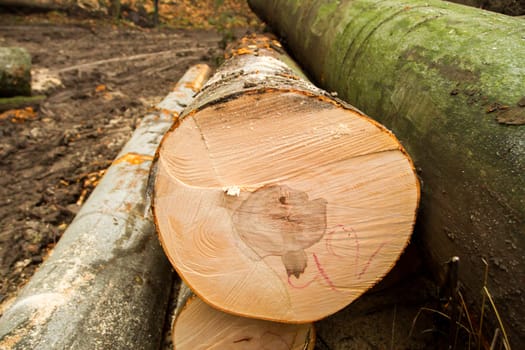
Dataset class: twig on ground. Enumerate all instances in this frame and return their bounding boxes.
[57,49,196,73]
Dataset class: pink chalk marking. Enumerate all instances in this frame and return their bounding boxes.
[350,227,360,276]
[313,253,337,291]
[324,225,360,272]
[325,224,345,257]
[358,242,386,279]
[286,253,339,292]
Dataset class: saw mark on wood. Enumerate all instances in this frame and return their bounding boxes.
[233,336,252,343]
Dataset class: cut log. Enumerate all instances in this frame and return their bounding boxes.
[0,0,104,12]
[0,95,45,112]
[0,47,31,97]
[247,0,525,345]
[153,35,420,323]
[172,284,315,350]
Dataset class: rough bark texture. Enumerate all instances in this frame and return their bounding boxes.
[0,47,31,97]
[154,35,419,323]
[248,0,525,345]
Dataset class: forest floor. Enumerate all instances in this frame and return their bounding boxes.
[0,3,470,349]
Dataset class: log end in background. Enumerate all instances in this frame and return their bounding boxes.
[0,47,31,97]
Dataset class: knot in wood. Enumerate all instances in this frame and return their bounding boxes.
[232,184,327,278]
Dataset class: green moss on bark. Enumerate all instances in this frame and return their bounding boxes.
[249,0,525,346]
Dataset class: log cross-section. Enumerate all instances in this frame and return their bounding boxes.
[172,283,315,350]
[153,35,420,323]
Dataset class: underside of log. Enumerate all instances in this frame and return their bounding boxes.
[172,284,315,350]
[247,0,525,345]
[153,35,420,323]
[0,95,44,112]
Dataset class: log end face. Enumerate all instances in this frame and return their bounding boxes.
[173,295,316,350]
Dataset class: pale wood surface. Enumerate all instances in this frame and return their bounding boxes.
[154,35,419,323]
[173,293,315,350]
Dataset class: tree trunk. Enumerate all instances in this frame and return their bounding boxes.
[172,283,315,350]
[153,34,419,323]
[0,95,45,112]
[0,0,104,13]
[248,0,525,345]
[0,47,31,97]
[0,64,212,350]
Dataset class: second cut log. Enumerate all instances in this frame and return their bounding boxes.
[172,284,315,350]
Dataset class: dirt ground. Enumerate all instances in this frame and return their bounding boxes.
[0,7,474,350]
[0,11,228,302]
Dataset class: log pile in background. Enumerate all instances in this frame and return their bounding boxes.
[247,0,525,346]
[0,47,31,97]
[153,34,419,331]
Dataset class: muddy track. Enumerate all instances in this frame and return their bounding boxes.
[0,17,224,306]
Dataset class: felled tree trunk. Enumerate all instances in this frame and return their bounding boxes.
[153,35,419,323]
[248,0,525,345]
[0,64,212,350]
[0,47,31,97]
[0,0,104,13]
[172,283,315,350]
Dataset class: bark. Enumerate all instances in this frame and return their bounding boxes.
[153,35,419,323]
[0,95,45,112]
[248,0,525,345]
[0,47,31,97]
[0,64,212,349]
[172,283,316,350]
